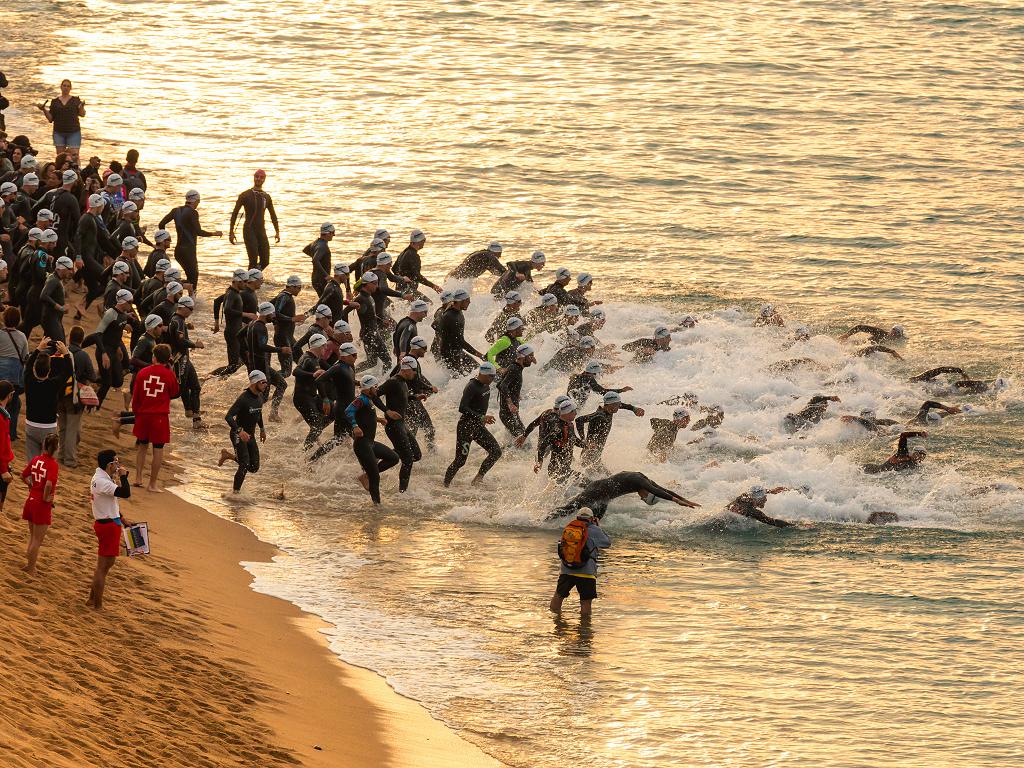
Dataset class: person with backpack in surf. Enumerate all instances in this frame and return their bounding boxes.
[549,507,611,618]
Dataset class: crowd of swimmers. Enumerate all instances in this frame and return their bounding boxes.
[0,93,1011,616]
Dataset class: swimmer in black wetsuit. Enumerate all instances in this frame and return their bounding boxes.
[782,394,840,433]
[523,293,561,338]
[839,408,900,432]
[346,374,400,505]
[726,486,794,528]
[540,267,573,306]
[541,335,597,374]
[533,398,585,484]
[448,242,506,280]
[443,362,503,487]
[575,391,644,473]
[393,229,442,296]
[495,343,535,441]
[435,288,485,376]
[838,324,906,343]
[910,367,1008,394]
[753,303,784,327]
[853,345,902,360]
[489,250,546,297]
[863,431,927,474]
[157,190,221,290]
[690,405,724,433]
[912,401,960,424]
[622,326,671,364]
[229,170,279,271]
[377,357,422,493]
[546,471,700,520]
[485,291,523,344]
[647,407,691,462]
[567,360,632,410]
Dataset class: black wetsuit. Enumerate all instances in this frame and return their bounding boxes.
[436,307,483,376]
[496,361,526,438]
[912,401,957,424]
[567,372,626,411]
[212,285,245,375]
[727,495,793,528]
[489,260,536,297]
[346,392,399,504]
[540,281,572,306]
[394,245,439,292]
[576,404,639,469]
[305,237,331,295]
[244,319,287,412]
[86,306,142,405]
[783,395,837,433]
[542,342,589,374]
[158,205,217,289]
[551,472,682,519]
[910,366,965,382]
[225,388,264,491]
[307,359,357,462]
[864,432,926,474]
[443,378,502,485]
[143,247,169,278]
[647,417,687,459]
[843,325,892,342]
[272,290,299,375]
[449,249,505,280]
[344,289,391,373]
[485,306,522,344]
[393,356,436,450]
[167,313,202,416]
[392,316,419,359]
[39,273,67,342]
[378,375,421,492]
[74,212,115,307]
[622,337,661,364]
[230,187,278,270]
[536,412,583,483]
[292,351,329,448]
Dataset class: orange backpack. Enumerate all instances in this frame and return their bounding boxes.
[558,519,590,568]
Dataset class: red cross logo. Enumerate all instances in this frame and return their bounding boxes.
[143,374,165,398]
[31,459,47,484]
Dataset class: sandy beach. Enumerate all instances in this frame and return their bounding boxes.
[0,388,499,767]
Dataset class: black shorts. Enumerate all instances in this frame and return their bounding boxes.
[556,573,597,600]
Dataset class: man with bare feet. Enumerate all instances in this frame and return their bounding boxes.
[88,449,133,609]
[130,344,178,492]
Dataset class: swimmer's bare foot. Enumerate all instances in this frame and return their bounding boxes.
[357,473,369,491]
[111,417,121,438]
[132,481,144,488]
[268,410,282,424]
[192,418,208,431]
[218,448,234,467]
[471,474,485,487]
[21,564,35,575]
[147,485,163,493]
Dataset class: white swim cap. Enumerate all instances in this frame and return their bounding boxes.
[40,228,58,244]
[308,334,329,350]
[154,229,171,243]
[177,295,195,309]
[400,355,418,371]
[37,209,54,221]
[603,391,622,405]
[654,326,671,339]
[184,188,200,201]
[129,187,146,201]
[338,342,359,356]
[61,169,78,184]
[320,222,335,234]
[539,293,558,307]
[590,308,606,320]
[0,182,15,195]
[376,252,392,266]
[579,336,597,349]
[440,289,454,304]
[584,361,602,375]
[248,370,267,384]
[360,374,379,390]
[506,316,524,331]
[145,314,164,330]
[488,242,502,253]
[563,305,581,317]
[557,399,578,415]
[333,262,350,275]
[165,281,183,296]
[531,250,546,264]
[120,200,138,214]
[106,173,123,187]
[672,407,689,421]
[333,320,351,333]
[361,271,380,284]
[409,336,428,350]
[410,229,426,243]
[478,362,497,376]
[121,235,139,250]
[516,343,535,358]
[505,290,521,304]
[164,267,182,281]
[258,301,275,316]
[55,256,75,270]
[576,272,593,286]
[452,288,471,302]
[115,289,135,305]
[111,261,130,275]
[286,275,303,288]
[555,267,571,281]
[410,299,430,314]
[247,269,263,281]
[750,485,768,500]
[88,193,105,209]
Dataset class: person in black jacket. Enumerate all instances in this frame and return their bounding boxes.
[157,189,221,289]
[244,302,288,421]
[229,170,279,270]
[393,229,441,295]
[272,275,305,375]
[291,334,331,449]
[496,343,536,441]
[378,357,422,492]
[443,363,502,487]
[218,370,268,492]
[575,391,645,473]
[435,288,484,376]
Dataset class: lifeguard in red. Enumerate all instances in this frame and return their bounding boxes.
[131,362,179,447]
[21,453,59,526]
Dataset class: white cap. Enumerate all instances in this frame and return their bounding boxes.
[360,374,379,390]
[164,267,182,281]
[0,182,15,195]
[120,200,138,214]
[334,262,350,275]
[673,407,689,421]
[576,272,593,286]
[654,325,671,339]
[249,370,267,384]
[40,228,58,244]
[400,355,418,371]
[361,271,379,283]
[557,399,578,415]
[374,228,390,240]
[478,361,497,376]
[308,333,329,350]
[145,314,164,330]
[563,305,581,317]
[27,227,43,240]
[410,299,429,313]
[231,268,247,280]
[376,252,392,266]
[247,268,263,281]
[165,281,184,296]
[112,261,131,275]
[409,336,428,350]
[891,324,906,337]
[590,308,606,320]
[555,267,571,281]
[106,173,124,187]
[61,169,78,184]
[578,336,597,349]
[505,290,521,304]
[603,391,622,405]
[576,507,595,520]
[121,235,140,250]
[760,304,774,316]
[338,342,359,356]
[22,172,40,186]
[584,361,602,375]
[177,295,195,309]
[440,289,454,303]
[452,288,471,302]
[115,288,135,305]
[554,395,572,406]
[258,301,275,316]
[333,319,351,333]
[516,343,535,358]
[926,411,942,422]
[369,237,386,251]
[20,155,38,169]
[55,256,75,270]
[539,293,558,307]
[184,189,200,201]
[320,222,335,234]
[531,250,546,264]
[506,316,524,331]
[88,193,105,209]
[128,187,146,201]
[314,304,332,319]
[410,229,425,243]
[488,242,502,253]
[750,485,768,500]
[154,258,171,272]
[37,209,55,221]
[286,275,303,288]
[860,409,876,419]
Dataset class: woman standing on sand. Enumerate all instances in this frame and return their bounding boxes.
[37,79,85,159]
[21,432,59,575]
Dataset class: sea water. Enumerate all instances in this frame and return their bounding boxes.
[4,1,1023,764]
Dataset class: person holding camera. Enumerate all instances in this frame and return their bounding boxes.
[87,449,133,610]
[37,79,86,161]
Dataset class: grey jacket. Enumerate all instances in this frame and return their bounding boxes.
[560,522,611,577]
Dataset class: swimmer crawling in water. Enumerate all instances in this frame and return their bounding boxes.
[863,430,927,474]
[910,367,1008,394]
[839,324,906,343]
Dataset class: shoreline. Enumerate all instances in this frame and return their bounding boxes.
[0,336,500,767]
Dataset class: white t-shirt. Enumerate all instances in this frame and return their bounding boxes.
[90,467,121,521]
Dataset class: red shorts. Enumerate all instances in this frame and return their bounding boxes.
[94,520,122,558]
[133,413,170,446]
[22,499,52,526]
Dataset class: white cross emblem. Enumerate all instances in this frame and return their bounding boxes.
[31,459,47,484]
[143,375,165,398]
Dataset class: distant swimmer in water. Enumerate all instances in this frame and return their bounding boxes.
[567,360,632,410]
[447,241,506,280]
[690,404,724,432]
[838,323,906,343]
[791,324,811,342]
[863,430,927,474]
[783,394,840,433]
[575,391,645,473]
[671,314,698,332]
[911,401,960,424]
[866,511,899,525]
[766,358,828,374]
[726,485,795,528]
[565,272,602,311]
[910,367,1008,394]
[546,471,700,520]
[839,408,900,433]
[541,335,597,374]
[621,325,671,364]
[647,407,691,462]
[852,344,902,360]
[753,303,784,327]
[909,366,965,382]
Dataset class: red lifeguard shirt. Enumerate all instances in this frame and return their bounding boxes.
[131,364,180,415]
